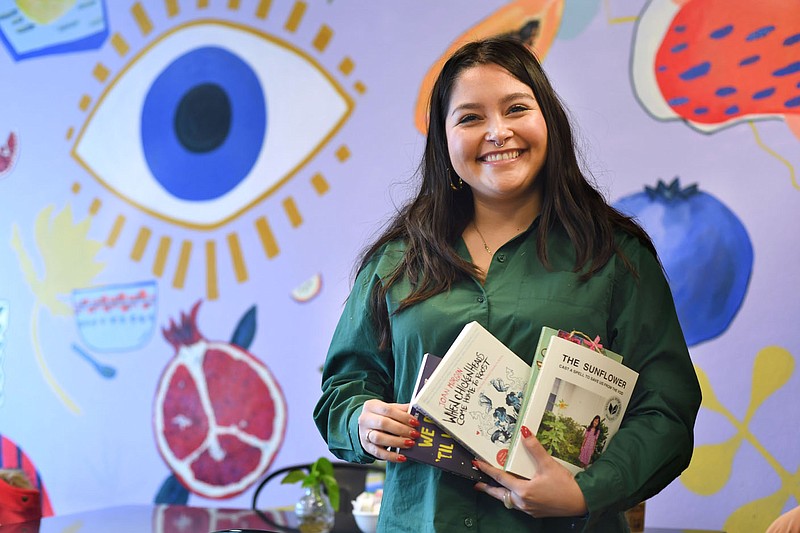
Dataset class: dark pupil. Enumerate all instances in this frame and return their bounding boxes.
[174,83,231,153]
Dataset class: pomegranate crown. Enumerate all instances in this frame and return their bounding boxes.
[163,300,204,349]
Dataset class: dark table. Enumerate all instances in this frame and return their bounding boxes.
[0,505,309,533]
[0,505,723,533]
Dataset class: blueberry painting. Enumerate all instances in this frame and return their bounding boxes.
[614,179,753,346]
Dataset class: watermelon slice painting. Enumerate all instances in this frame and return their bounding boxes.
[631,0,800,139]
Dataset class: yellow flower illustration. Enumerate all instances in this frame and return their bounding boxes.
[11,204,105,414]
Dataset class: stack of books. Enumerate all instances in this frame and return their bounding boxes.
[404,322,638,480]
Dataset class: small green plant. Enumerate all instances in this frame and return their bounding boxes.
[537,411,571,457]
[281,457,340,511]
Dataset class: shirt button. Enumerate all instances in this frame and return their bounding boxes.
[496,253,506,263]
[464,517,474,527]
[476,296,484,303]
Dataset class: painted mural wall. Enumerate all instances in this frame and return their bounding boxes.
[0,1,798,531]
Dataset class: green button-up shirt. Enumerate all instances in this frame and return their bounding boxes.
[314,221,701,532]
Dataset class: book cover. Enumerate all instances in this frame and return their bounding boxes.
[528,328,623,389]
[402,353,492,483]
[504,334,638,479]
[505,327,620,469]
[411,322,531,470]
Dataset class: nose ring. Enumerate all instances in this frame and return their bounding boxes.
[494,139,505,148]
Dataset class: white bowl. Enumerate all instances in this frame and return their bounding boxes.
[352,510,379,533]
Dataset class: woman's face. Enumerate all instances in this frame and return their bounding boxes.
[445,63,548,207]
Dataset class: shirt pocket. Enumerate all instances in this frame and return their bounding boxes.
[518,270,612,339]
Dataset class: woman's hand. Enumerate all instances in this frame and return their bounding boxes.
[473,426,587,518]
[357,398,421,463]
[767,506,800,533]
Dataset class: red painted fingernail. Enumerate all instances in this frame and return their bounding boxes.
[521,425,532,438]
[410,430,421,439]
[471,460,480,468]
[404,439,415,447]
[397,454,407,462]
[409,418,420,427]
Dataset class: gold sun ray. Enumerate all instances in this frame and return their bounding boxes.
[165,0,179,18]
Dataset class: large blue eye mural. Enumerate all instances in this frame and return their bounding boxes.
[67,2,365,299]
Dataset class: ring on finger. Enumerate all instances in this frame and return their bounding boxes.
[503,490,514,510]
[366,429,375,444]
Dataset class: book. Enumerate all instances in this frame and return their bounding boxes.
[410,322,531,470]
[503,334,638,478]
[410,323,636,479]
[401,353,492,483]
[527,328,624,402]
[516,327,624,460]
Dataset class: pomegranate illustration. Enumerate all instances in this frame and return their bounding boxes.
[153,302,286,499]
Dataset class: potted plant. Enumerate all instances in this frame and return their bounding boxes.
[281,457,339,530]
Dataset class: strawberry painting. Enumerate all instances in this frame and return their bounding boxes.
[632,0,800,139]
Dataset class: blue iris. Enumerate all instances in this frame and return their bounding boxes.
[141,46,267,202]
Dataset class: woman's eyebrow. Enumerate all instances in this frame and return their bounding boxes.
[450,92,536,117]
[449,101,482,117]
[499,92,537,106]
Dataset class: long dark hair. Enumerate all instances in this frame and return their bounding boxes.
[588,415,602,435]
[359,37,656,348]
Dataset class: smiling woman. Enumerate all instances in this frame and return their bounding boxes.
[314,36,701,532]
[444,63,549,272]
[445,65,548,201]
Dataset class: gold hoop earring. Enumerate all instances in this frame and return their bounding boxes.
[449,170,463,191]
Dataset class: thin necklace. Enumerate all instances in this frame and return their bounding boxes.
[472,221,493,255]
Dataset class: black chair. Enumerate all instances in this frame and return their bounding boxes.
[251,462,385,533]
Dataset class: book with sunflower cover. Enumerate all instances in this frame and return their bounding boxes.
[504,332,637,479]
